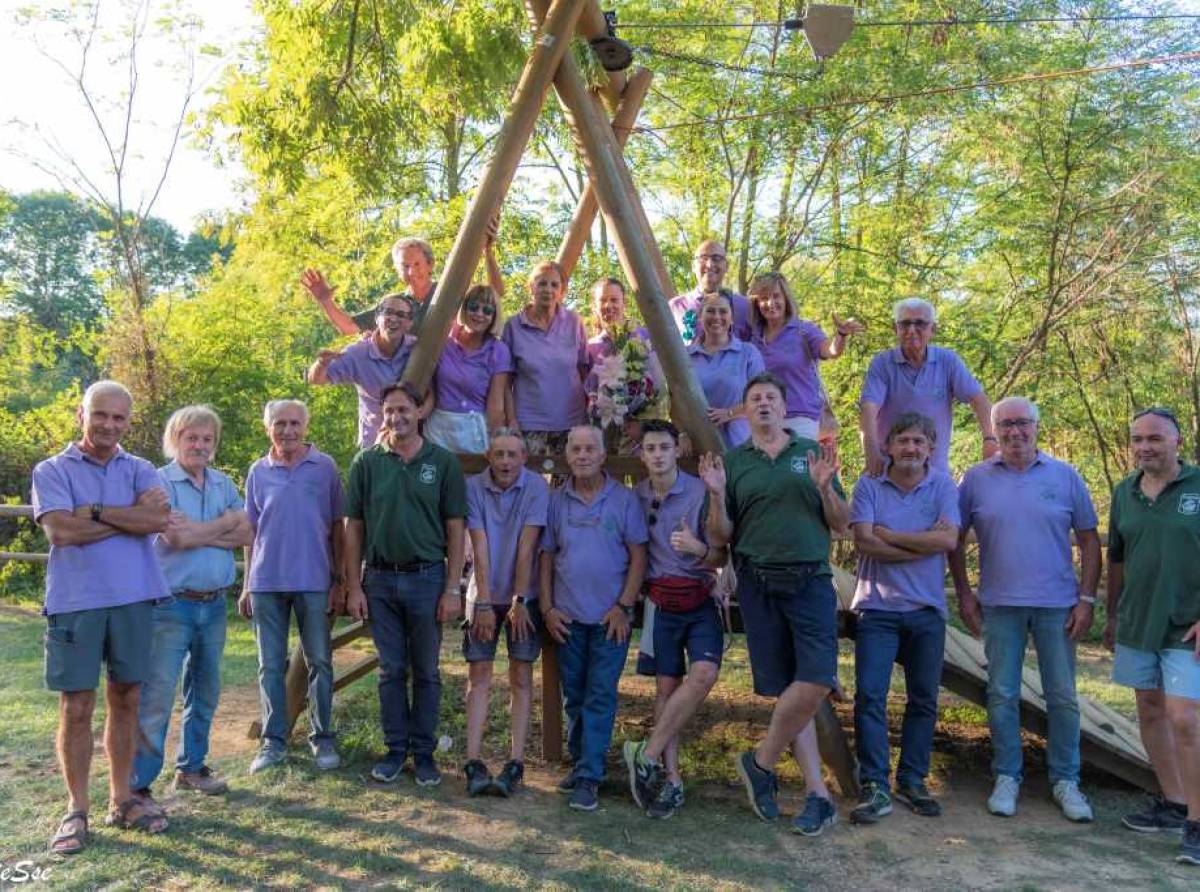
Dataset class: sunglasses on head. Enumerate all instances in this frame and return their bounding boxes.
[464,300,496,317]
[648,498,661,526]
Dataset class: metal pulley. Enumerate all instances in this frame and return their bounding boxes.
[591,10,634,71]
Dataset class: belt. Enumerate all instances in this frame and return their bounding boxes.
[177,588,228,602]
[368,560,442,573]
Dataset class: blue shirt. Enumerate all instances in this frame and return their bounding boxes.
[325,333,417,448]
[502,306,590,432]
[635,472,713,582]
[155,462,245,593]
[958,452,1098,609]
[541,474,649,623]
[751,318,828,420]
[850,469,960,616]
[687,337,766,448]
[466,467,550,604]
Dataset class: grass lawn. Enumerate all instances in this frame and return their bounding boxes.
[0,599,1195,890]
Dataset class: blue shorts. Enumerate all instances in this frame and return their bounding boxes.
[735,560,838,697]
[462,603,543,664]
[1113,644,1200,701]
[650,600,723,678]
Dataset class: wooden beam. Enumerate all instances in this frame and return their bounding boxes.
[401,0,587,393]
[813,700,860,799]
[556,66,653,279]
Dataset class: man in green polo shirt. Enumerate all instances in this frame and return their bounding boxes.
[1104,407,1200,866]
[344,381,467,788]
[704,371,849,828]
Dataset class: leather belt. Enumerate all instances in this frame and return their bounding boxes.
[368,560,441,573]
[177,588,227,602]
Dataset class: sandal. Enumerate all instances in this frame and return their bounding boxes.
[49,810,89,856]
[105,797,169,834]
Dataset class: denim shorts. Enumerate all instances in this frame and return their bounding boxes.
[462,603,544,664]
[736,560,838,696]
[45,599,158,691]
[651,600,723,678]
[1113,644,1200,701]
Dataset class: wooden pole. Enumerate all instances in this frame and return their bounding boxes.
[401,0,587,393]
[556,66,653,278]
[526,0,723,456]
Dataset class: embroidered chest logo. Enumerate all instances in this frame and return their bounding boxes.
[1178,493,1200,516]
[790,456,808,475]
[1040,488,1057,501]
[419,463,437,485]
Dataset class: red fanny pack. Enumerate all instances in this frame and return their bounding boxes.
[646,576,714,613]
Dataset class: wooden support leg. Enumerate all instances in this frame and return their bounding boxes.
[541,638,564,763]
[813,699,860,799]
[284,644,310,736]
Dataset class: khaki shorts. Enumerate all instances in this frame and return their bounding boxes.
[44,600,157,692]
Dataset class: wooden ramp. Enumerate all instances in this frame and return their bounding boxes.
[830,567,1156,792]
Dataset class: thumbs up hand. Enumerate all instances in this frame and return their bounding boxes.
[669,516,707,558]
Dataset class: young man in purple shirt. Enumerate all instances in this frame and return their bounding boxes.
[461,428,549,797]
[240,399,346,775]
[668,239,752,343]
[951,396,1101,822]
[308,294,418,448]
[850,412,960,825]
[622,420,726,819]
[859,298,996,475]
[540,425,648,812]
[33,380,172,854]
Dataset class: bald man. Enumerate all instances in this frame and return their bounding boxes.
[668,240,752,343]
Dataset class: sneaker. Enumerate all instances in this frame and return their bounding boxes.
[647,780,685,820]
[311,739,341,771]
[174,766,229,795]
[249,743,286,774]
[895,780,941,817]
[734,751,780,821]
[464,759,493,797]
[1052,780,1094,823]
[1122,794,1187,833]
[1178,820,1200,866]
[414,754,442,787]
[987,775,1019,817]
[850,781,893,825]
[556,770,579,794]
[492,760,524,798]
[624,740,666,810]
[792,793,838,836]
[370,751,406,784]
[569,778,600,812]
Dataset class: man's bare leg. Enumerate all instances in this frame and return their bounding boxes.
[1165,695,1200,820]
[792,721,832,800]
[508,661,534,762]
[59,691,96,815]
[644,663,719,777]
[755,681,828,770]
[465,661,494,762]
[1136,690,1186,804]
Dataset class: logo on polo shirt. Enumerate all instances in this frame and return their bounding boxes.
[790,456,808,475]
[1179,493,1200,516]
[419,463,437,485]
[1040,487,1057,501]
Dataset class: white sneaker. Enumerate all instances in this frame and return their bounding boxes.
[311,739,342,771]
[1052,780,1094,823]
[987,775,1020,816]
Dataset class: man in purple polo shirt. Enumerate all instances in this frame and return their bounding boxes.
[849,411,960,825]
[951,396,1101,822]
[668,239,752,343]
[540,425,648,812]
[240,399,345,774]
[33,380,172,854]
[307,293,418,448]
[461,428,549,797]
[859,297,996,475]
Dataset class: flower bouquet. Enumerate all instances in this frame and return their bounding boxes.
[588,330,669,451]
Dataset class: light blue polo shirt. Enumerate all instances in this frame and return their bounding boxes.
[958,452,1098,609]
[688,337,766,448]
[466,467,550,604]
[325,333,417,448]
[155,461,245,594]
[635,472,713,583]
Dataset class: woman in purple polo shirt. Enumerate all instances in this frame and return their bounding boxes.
[427,284,512,454]
[686,291,765,448]
[748,272,863,442]
[502,260,590,456]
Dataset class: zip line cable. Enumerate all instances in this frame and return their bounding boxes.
[613,13,1200,31]
[635,44,825,81]
[625,50,1200,133]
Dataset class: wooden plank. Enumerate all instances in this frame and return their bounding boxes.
[334,654,379,691]
[541,637,564,762]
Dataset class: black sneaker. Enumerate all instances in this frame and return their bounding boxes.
[895,781,941,817]
[464,759,492,797]
[647,780,684,820]
[370,751,406,783]
[850,781,893,825]
[623,740,666,810]
[492,760,524,797]
[1123,794,1187,833]
[556,770,579,794]
[569,778,599,812]
[1178,820,1200,866]
[414,754,442,787]
[792,793,838,836]
[734,751,780,821]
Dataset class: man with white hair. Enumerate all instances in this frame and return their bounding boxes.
[859,297,996,475]
[33,380,172,853]
[950,396,1101,822]
[132,406,254,803]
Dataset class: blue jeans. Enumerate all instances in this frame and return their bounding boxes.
[363,565,445,758]
[854,607,945,789]
[557,621,630,782]
[251,591,334,746]
[984,606,1080,783]
[131,595,227,789]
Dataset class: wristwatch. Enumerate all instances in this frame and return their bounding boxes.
[1079,594,1097,605]
[90,503,103,522]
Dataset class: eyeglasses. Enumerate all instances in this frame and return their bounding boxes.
[648,498,661,526]
[896,319,932,330]
[464,300,496,317]
[695,254,727,264]
[378,308,412,320]
[1133,406,1180,431]
[996,418,1036,430]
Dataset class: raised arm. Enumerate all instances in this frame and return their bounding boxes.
[699,453,733,547]
[306,349,342,386]
[484,213,505,298]
[818,313,865,360]
[301,268,362,337]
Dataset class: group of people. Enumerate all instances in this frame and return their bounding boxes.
[29,235,1199,871]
